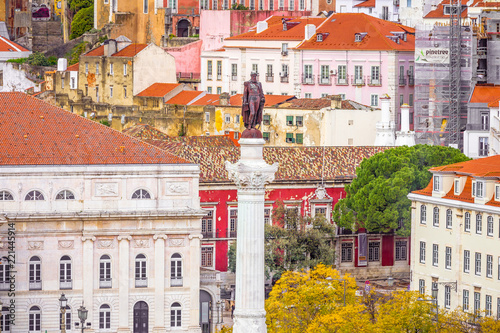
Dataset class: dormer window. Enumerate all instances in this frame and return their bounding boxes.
[443,5,451,15]
[476,181,484,198]
[495,184,500,201]
[317,34,323,42]
[433,176,441,192]
[355,33,367,42]
[454,179,460,195]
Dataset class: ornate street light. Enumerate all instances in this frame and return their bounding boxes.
[59,293,68,333]
[77,303,89,333]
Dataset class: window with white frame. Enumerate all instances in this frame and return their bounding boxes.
[341,242,353,262]
[432,244,439,266]
[338,65,347,83]
[1,306,10,332]
[225,113,231,123]
[479,137,489,156]
[60,255,72,289]
[202,210,213,238]
[354,65,363,84]
[229,208,237,237]
[445,285,451,308]
[205,112,210,123]
[59,306,71,331]
[171,302,182,327]
[269,0,274,9]
[264,207,271,224]
[420,205,426,224]
[207,60,213,80]
[56,190,75,200]
[29,256,41,290]
[395,240,407,261]
[433,176,440,191]
[252,63,258,74]
[217,61,222,80]
[486,295,492,316]
[463,289,469,311]
[109,85,113,98]
[446,209,452,228]
[29,306,41,332]
[445,246,451,269]
[371,94,378,106]
[368,241,380,262]
[433,207,439,227]
[487,254,493,278]
[289,0,294,10]
[25,190,44,201]
[123,63,127,76]
[304,64,313,83]
[419,241,426,263]
[96,62,99,75]
[465,212,471,232]
[496,185,500,200]
[476,181,484,198]
[299,0,305,10]
[487,216,494,236]
[171,253,183,286]
[474,292,481,313]
[320,65,329,83]
[99,255,112,288]
[0,258,9,291]
[99,304,111,329]
[109,63,114,75]
[201,246,213,267]
[371,66,380,84]
[476,214,482,234]
[135,254,147,287]
[454,179,460,194]
[419,279,425,294]
[132,189,151,199]
[213,0,218,9]
[464,250,470,273]
[85,62,89,75]
[475,252,482,275]
[231,64,237,80]
[0,190,13,200]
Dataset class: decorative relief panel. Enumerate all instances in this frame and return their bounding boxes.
[134,238,150,248]
[96,238,115,249]
[169,238,184,247]
[166,181,190,196]
[28,241,44,250]
[94,183,119,197]
[58,240,74,250]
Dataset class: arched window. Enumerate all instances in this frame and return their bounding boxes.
[0,257,10,291]
[56,190,75,200]
[446,209,452,228]
[476,214,482,234]
[135,254,147,287]
[420,205,426,224]
[132,189,151,199]
[25,190,44,201]
[99,304,111,329]
[29,256,42,290]
[0,190,13,200]
[464,212,471,232]
[171,253,183,287]
[433,207,439,227]
[59,305,71,330]
[170,302,182,327]
[60,255,72,289]
[99,255,112,288]
[1,306,9,332]
[29,306,41,332]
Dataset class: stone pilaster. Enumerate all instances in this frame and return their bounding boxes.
[188,233,203,332]
[117,235,132,333]
[82,236,96,323]
[225,138,278,333]
[153,234,167,333]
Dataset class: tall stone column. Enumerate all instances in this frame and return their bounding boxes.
[82,236,95,324]
[153,234,167,333]
[188,234,203,332]
[117,235,132,333]
[225,138,278,333]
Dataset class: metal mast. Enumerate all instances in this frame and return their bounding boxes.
[448,0,462,147]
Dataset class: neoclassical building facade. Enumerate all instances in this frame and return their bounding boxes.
[0,92,214,333]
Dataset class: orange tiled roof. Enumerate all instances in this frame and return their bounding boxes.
[112,43,148,57]
[229,94,295,107]
[124,125,389,182]
[165,91,205,105]
[0,35,29,52]
[136,83,181,97]
[475,0,500,7]
[470,85,500,104]
[297,13,414,51]
[190,94,221,106]
[84,45,105,57]
[226,17,327,41]
[442,176,474,203]
[354,0,375,7]
[66,63,79,71]
[424,0,478,18]
[0,92,192,166]
[429,155,500,177]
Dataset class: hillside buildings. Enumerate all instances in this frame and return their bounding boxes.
[409,155,500,316]
[0,93,219,333]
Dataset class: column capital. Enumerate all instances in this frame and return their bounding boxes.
[81,236,96,242]
[188,233,203,240]
[153,234,168,241]
[225,160,278,190]
[117,235,132,241]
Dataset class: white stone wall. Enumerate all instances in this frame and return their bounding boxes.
[0,63,43,93]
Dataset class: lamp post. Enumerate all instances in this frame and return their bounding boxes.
[326,277,346,307]
[77,303,88,333]
[417,284,439,329]
[59,293,68,333]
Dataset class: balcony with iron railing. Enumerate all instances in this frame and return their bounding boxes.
[302,74,315,85]
[207,73,213,80]
[318,76,331,85]
[29,280,42,290]
[202,231,214,239]
[408,76,414,86]
[232,74,237,81]
[99,278,112,288]
[280,75,289,83]
[368,75,382,86]
[171,277,183,287]
[217,74,222,80]
[350,75,365,86]
[336,77,348,85]
[266,73,274,82]
[227,230,237,238]
[399,76,406,86]
[60,279,73,290]
[135,277,148,288]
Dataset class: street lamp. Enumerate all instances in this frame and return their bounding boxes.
[76,303,88,333]
[417,284,439,328]
[59,293,68,333]
[326,277,346,307]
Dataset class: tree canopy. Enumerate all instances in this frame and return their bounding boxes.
[70,5,93,39]
[333,145,469,235]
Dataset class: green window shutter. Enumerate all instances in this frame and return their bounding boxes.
[286,116,294,125]
[296,133,303,144]
[263,132,270,141]
[296,116,303,126]
[286,133,293,143]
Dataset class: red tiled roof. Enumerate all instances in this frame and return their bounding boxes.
[112,43,148,57]
[297,13,415,51]
[475,0,500,7]
[470,85,500,104]
[84,45,105,57]
[226,17,327,41]
[190,94,221,106]
[442,176,474,203]
[124,125,389,182]
[0,92,192,166]
[229,94,295,107]
[165,91,205,105]
[354,0,375,7]
[136,83,181,97]
[66,63,79,72]
[0,35,30,52]
[424,0,478,18]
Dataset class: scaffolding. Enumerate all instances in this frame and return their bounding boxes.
[414,24,473,148]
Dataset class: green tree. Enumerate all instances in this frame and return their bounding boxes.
[70,5,94,39]
[333,145,469,235]
[69,0,93,12]
[227,241,236,273]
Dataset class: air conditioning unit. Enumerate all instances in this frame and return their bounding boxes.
[330,69,337,75]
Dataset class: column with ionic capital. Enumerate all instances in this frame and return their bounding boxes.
[153,234,168,333]
[225,138,278,333]
[188,233,203,332]
[82,236,96,324]
[117,235,132,333]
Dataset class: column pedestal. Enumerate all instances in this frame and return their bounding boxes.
[226,138,278,333]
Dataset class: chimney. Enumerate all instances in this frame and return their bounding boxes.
[256,21,268,34]
[380,94,391,124]
[219,92,230,106]
[57,58,67,71]
[400,103,410,132]
[305,24,316,40]
[104,39,118,57]
[330,95,342,109]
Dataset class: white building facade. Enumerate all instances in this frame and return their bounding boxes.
[409,155,500,317]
